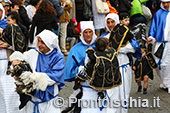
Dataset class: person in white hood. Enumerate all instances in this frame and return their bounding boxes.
[100,13,119,39]
[147,0,170,93]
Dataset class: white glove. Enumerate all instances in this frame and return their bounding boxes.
[20,71,48,91]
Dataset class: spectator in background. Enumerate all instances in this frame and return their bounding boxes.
[49,0,65,35]
[17,0,32,30]
[91,0,106,37]
[75,0,92,23]
[26,0,42,21]
[10,0,19,12]
[29,0,58,48]
[59,0,72,56]
[67,18,80,48]
[130,0,148,26]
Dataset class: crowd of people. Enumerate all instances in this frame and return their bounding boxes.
[0,0,170,113]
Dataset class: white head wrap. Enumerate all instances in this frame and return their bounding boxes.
[80,21,97,45]
[0,3,5,20]
[160,0,170,11]
[34,29,60,54]
[161,0,170,2]
[10,51,24,62]
[105,13,120,32]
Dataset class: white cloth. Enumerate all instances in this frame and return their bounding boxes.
[161,0,170,2]
[34,29,60,54]
[0,49,21,113]
[81,81,106,113]
[0,4,5,20]
[92,0,106,29]
[106,43,135,113]
[9,51,24,62]
[26,5,36,21]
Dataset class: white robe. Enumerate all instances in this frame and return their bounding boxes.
[0,49,21,113]
[106,43,135,113]
[152,12,170,88]
[21,49,61,113]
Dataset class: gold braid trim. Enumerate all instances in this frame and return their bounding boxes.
[116,25,129,54]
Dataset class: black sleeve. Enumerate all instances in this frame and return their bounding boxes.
[147,44,152,52]
[19,6,32,29]
[86,49,96,61]
[29,19,36,43]
[134,59,140,67]
[52,16,58,30]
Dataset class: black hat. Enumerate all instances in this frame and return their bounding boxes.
[119,12,129,20]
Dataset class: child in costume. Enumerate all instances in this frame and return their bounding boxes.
[0,11,27,53]
[133,44,157,94]
[85,37,122,99]
[9,51,47,109]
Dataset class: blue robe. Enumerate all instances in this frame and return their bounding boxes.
[149,8,169,42]
[34,48,65,102]
[0,18,8,29]
[64,42,95,81]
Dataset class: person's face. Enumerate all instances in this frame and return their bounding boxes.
[120,18,130,26]
[37,37,50,54]
[7,15,16,25]
[83,29,93,45]
[141,49,146,57]
[4,6,10,15]
[12,60,21,67]
[107,18,116,31]
[11,5,19,12]
[74,21,78,26]
[162,2,170,10]
[21,0,25,5]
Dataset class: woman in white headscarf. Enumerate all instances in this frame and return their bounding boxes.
[22,29,65,113]
[65,21,108,113]
[100,13,119,39]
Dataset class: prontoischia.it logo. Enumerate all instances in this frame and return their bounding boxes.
[53,96,160,108]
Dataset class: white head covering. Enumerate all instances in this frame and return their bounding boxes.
[161,0,170,2]
[0,3,5,20]
[160,0,170,11]
[10,51,24,62]
[34,29,60,54]
[80,21,97,45]
[105,13,120,32]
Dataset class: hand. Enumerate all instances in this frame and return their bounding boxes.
[0,28,3,34]
[147,38,152,45]
[88,46,93,49]
[132,66,136,70]
[0,41,9,49]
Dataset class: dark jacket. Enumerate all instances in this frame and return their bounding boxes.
[117,0,132,13]
[29,13,58,43]
[18,6,32,30]
[49,0,64,22]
